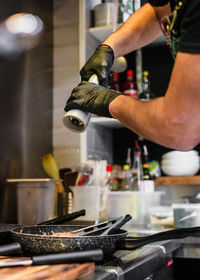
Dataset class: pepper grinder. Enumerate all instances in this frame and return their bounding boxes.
[63,74,99,132]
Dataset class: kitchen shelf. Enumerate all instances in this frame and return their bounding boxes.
[90,116,124,128]
[155,175,200,186]
[89,25,166,46]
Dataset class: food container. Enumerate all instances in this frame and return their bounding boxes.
[172,203,200,228]
[149,206,174,228]
[71,185,108,222]
[7,179,57,225]
[107,191,164,227]
[94,2,115,27]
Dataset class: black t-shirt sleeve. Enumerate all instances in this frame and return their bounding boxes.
[178,1,200,53]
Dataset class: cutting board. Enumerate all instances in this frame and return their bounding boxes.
[0,256,95,280]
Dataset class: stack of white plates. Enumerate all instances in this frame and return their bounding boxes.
[161,150,200,176]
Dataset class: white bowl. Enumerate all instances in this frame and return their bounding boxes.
[162,150,198,160]
[161,156,200,167]
[161,162,199,176]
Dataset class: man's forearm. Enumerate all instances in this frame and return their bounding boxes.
[103,4,162,58]
[109,94,196,151]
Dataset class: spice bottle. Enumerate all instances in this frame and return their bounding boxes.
[140,145,155,192]
[139,71,155,101]
[123,70,138,98]
[110,72,121,92]
[132,140,143,190]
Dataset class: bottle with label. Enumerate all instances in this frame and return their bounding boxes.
[105,165,117,191]
[125,147,132,168]
[122,164,133,190]
[132,140,143,191]
[139,70,155,101]
[140,145,155,192]
[123,70,138,98]
[110,72,121,92]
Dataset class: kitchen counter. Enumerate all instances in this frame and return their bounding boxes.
[81,239,181,280]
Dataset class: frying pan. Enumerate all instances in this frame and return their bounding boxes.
[0,215,131,256]
[7,225,200,256]
[0,209,86,245]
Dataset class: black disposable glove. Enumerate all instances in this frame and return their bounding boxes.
[80,44,114,86]
[64,81,121,118]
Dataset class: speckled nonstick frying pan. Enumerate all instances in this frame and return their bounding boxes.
[10,225,128,256]
[0,210,86,246]
[9,225,200,256]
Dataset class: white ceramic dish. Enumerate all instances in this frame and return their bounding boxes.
[161,162,199,176]
[162,150,198,160]
[161,156,200,166]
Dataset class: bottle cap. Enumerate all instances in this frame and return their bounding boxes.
[127,69,134,76]
[142,163,149,168]
[113,72,119,78]
[123,164,130,170]
[106,165,113,172]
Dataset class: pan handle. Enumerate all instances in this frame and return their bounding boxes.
[32,249,103,265]
[38,209,86,225]
[117,226,200,250]
[100,214,132,236]
[0,242,22,255]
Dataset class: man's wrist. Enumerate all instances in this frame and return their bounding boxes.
[109,94,125,118]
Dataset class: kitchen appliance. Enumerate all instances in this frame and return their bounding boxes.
[63,74,98,133]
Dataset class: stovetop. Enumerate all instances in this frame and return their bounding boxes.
[92,240,180,280]
[0,223,181,280]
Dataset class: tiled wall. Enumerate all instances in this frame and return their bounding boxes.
[53,0,113,168]
[53,0,81,169]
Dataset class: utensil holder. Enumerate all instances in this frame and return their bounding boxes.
[58,192,72,217]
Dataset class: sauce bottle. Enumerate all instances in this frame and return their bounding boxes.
[123,70,138,98]
[110,72,121,92]
[139,70,155,101]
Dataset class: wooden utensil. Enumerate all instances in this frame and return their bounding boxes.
[0,259,95,280]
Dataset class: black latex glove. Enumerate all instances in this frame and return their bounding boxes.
[64,81,121,118]
[80,44,114,86]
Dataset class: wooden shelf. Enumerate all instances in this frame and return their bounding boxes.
[155,176,200,186]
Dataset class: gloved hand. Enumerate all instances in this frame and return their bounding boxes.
[64,81,121,118]
[80,44,114,86]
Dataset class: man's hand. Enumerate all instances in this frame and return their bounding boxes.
[80,44,114,86]
[64,81,121,118]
